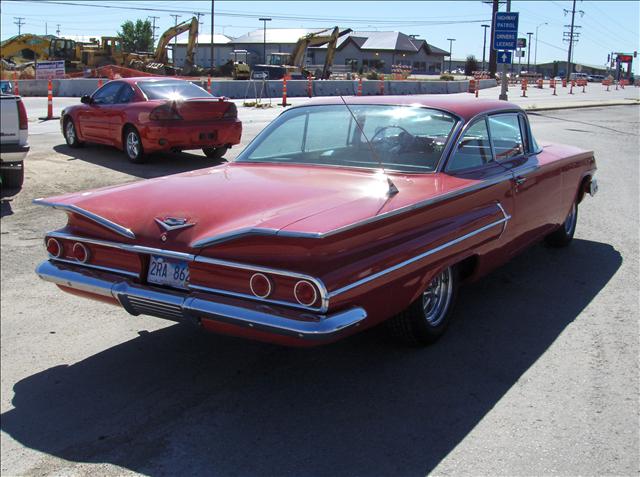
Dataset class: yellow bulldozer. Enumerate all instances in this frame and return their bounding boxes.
[1,34,80,66]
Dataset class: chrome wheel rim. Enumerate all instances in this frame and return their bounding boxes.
[564,202,577,234]
[65,121,75,144]
[126,131,139,158]
[422,267,453,326]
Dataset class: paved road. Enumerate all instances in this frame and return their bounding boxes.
[1,104,638,476]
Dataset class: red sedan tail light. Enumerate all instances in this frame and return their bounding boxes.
[222,103,237,119]
[250,273,272,298]
[46,238,61,257]
[149,104,182,120]
[72,242,90,263]
[294,280,318,307]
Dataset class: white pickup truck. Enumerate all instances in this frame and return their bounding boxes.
[0,92,30,189]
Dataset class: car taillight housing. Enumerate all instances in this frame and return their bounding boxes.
[46,238,61,257]
[294,280,319,307]
[149,104,182,120]
[222,102,237,119]
[249,273,272,298]
[17,98,28,130]
[72,242,90,263]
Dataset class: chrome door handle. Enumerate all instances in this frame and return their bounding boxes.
[514,176,527,186]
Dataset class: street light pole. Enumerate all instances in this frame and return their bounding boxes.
[526,32,533,72]
[259,18,271,64]
[447,38,455,73]
[481,24,490,72]
[534,22,548,74]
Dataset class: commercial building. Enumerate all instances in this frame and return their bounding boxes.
[173,28,448,74]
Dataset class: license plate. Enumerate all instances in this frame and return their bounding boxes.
[147,255,190,290]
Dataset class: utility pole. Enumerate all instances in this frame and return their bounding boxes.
[56,24,61,36]
[534,22,547,74]
[148,16,160,47]
[45,22,48,35]
[488,0,499,77]
[447,38,456,73]
[498,0,511,101]
[194,11,205,59]
[170,14,181,48]
[563,0,584,80]
[259,17,271,64]
[526,32,533,72]
[14,17,25,35]
[481,24,490,72]
[210,0,214,70]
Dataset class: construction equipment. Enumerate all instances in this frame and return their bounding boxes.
[226,50,251,79]
[128,17,200,75]
[79,36,131,68]
[1,34,78,65]
[252,27,341,80]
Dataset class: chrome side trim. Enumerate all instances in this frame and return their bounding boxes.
[46,231,330,313]
[35,260,366,340]
[329,211,511,298]
[49,256,140,279]
[495,201,510,239]
[33,200,136,239]
[191,172,515,248]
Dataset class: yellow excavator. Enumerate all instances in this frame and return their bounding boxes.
[129,17,200,75]
[252,27,341,80]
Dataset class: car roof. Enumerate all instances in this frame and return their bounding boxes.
[115,77,191,85]
[298,95,521,122]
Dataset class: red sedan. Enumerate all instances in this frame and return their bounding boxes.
[60,77,242,163]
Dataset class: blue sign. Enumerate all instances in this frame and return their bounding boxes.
[493,11,519,50]
[497,51,512,64]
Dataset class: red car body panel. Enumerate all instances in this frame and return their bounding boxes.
[61,77,242,154]
[39,97,597,347]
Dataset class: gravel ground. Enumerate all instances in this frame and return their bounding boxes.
[0,102,638,476]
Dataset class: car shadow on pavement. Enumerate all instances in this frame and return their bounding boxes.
[52,144,228,179]
[1,239,622,476]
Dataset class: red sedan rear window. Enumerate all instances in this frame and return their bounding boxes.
[138,80,212,100]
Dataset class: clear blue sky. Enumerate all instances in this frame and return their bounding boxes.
[2,0,638,72]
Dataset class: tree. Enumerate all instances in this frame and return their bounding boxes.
[117,19,153,53]
[465,55,479,76]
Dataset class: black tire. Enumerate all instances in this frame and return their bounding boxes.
[202,146,229,161]
[1,165,24,190]
[123,127,145,163]
[387,266,459,346]
[545,200,577,247]
[63,118,83,148]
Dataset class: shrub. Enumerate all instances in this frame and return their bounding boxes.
[440,74,454,81]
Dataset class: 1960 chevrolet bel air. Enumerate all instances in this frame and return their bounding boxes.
[35,96,597,347]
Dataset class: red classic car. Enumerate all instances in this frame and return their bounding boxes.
[36,96,598,347]
[60,77,242,162]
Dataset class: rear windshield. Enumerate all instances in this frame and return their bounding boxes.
[138,80,212,100]
[236,105,458,173]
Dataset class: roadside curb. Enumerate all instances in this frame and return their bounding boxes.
[523,100,639,112]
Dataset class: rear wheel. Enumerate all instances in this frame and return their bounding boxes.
[387,266,458,345]
[124,127,145,163]
[545,200,577,247]
[64,118,83,148]
[1,164,24,190]
[202,146,229,161]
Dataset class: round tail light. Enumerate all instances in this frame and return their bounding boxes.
[72,242,90,263]
[46,238,62,257]
[294,280,318,307]
[250,273,272,298]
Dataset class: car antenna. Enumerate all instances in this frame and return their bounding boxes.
[338,95,399,196]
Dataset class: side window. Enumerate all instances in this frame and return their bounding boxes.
[248,113,306,158]
[447,119,493,172]
[116,85,135,104]
[488,114,524,160]
[92,82,123,105]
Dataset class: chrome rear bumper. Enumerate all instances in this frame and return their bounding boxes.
[36,260,367,340]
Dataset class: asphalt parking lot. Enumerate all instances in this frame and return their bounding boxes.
[1,98,638,476]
